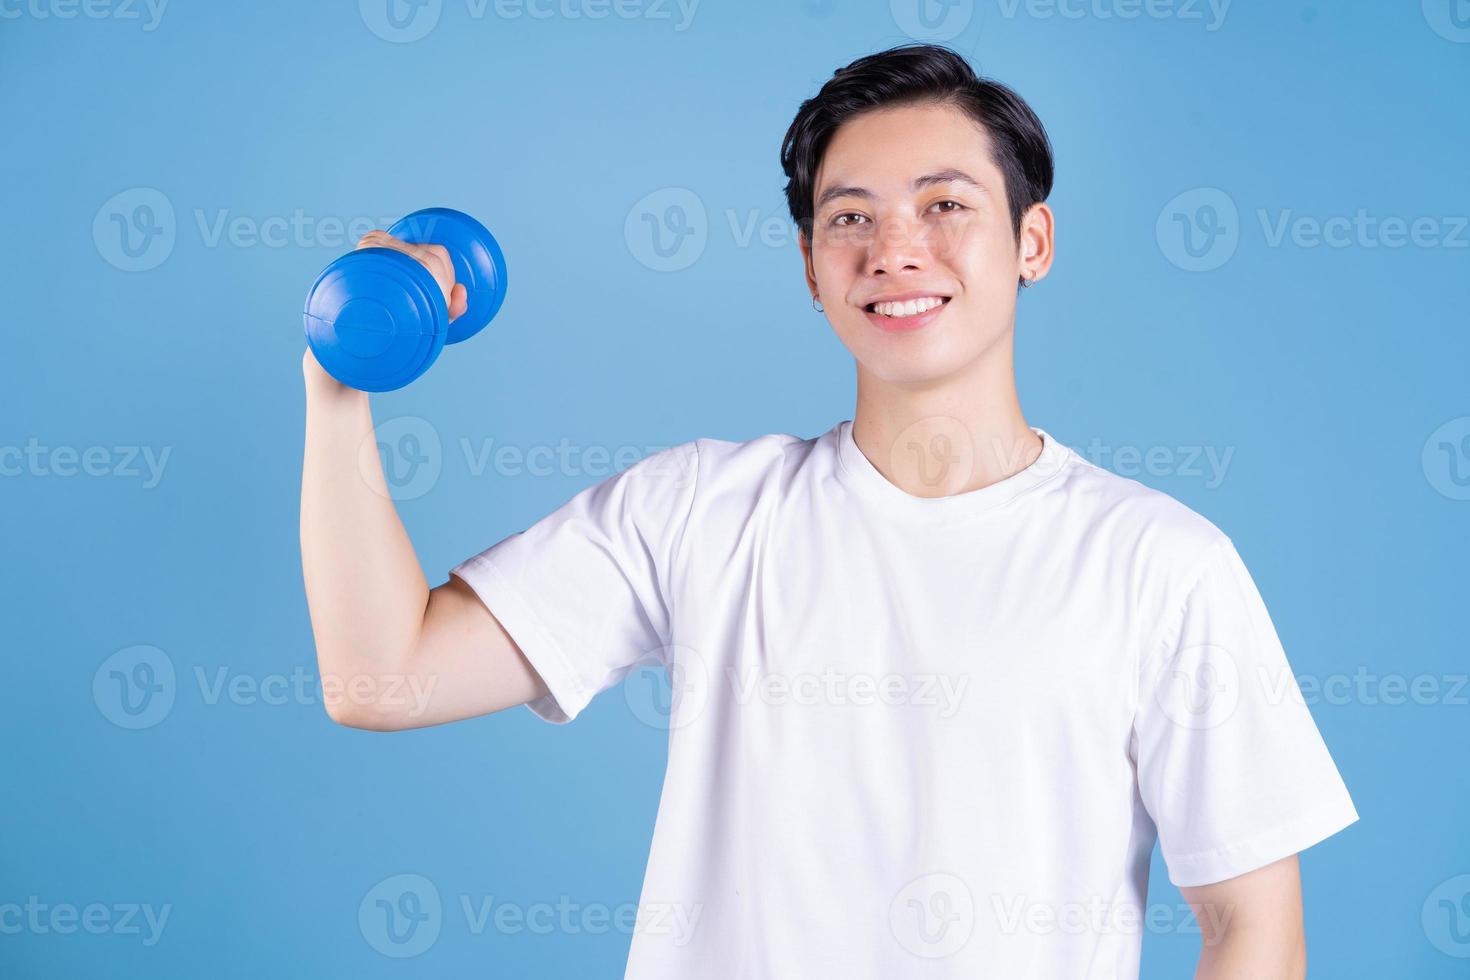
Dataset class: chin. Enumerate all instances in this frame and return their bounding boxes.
[847,333,977,387]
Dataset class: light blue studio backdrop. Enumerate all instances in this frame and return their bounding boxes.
[2,0,1467,976]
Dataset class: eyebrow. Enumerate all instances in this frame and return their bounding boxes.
[814,168,987,213]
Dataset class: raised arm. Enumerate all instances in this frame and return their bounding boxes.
[299,234,548,731]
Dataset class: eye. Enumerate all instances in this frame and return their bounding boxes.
[930,200,966,214]
[832,212,869,227]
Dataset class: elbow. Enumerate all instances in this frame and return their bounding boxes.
[323,695,406,731]
[314,653,414,731]
[323,696,371,730]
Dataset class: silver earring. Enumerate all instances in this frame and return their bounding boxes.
[1020,277,1035,289]
[812,295,824,313]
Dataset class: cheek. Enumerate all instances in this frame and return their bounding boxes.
[940,219,1006,261]
[811,243,859,287]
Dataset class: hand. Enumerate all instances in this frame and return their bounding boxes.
[301,229,470,394]
[355,230,469,321]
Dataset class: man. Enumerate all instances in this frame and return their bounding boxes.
[301,43,1356,979]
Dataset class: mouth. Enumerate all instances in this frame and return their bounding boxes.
[862,295,952,331]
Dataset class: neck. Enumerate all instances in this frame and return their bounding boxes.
[850,331,1041,499]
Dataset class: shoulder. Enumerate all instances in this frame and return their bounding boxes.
[623,429,828,529]
[1049,440,1233,579]
[676,428,824,491]
[609,429,815,506]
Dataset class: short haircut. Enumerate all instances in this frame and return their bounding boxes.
[781,43,1055,263]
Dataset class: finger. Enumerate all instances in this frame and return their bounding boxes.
[421,243,454,290]
[355,230,392,251]
[448,283,468,321]
[398,242,446,291]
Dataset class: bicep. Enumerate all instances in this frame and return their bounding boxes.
[1180,854,1305,976]
[348,575,548,731]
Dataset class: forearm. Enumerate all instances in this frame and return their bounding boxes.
[299,352,428,682]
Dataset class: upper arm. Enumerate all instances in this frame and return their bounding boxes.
[330,439,699,731]
[1132,536,1359,886]
[332,574,549,731]
[1180,854,1305,977]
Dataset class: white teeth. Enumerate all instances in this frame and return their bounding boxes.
[873,296,945,318]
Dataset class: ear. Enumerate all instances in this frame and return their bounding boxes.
[1017,202,1055,284]
[798,223,819,297]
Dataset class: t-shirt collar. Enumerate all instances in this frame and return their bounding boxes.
[833,418,1072,523]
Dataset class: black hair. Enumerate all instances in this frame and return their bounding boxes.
[780,43,1054,272]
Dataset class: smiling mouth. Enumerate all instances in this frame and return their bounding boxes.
[863,296,952,319]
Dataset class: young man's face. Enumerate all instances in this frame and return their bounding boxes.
[800,101,1049,387]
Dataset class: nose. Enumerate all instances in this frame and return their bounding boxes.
[863,212,931,278]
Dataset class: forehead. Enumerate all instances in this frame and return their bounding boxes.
[815,102,998,195]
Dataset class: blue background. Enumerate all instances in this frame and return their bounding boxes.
[3,0,1468,975]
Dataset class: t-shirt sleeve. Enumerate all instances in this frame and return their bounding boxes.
[1130,534,1360,888]
[448,439,700,725]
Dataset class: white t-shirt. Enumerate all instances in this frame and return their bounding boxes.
[451,420,1359,978]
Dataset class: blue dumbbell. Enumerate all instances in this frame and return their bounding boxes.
[303,208,508,391]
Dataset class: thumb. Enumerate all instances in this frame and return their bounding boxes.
[448,283,468,321]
